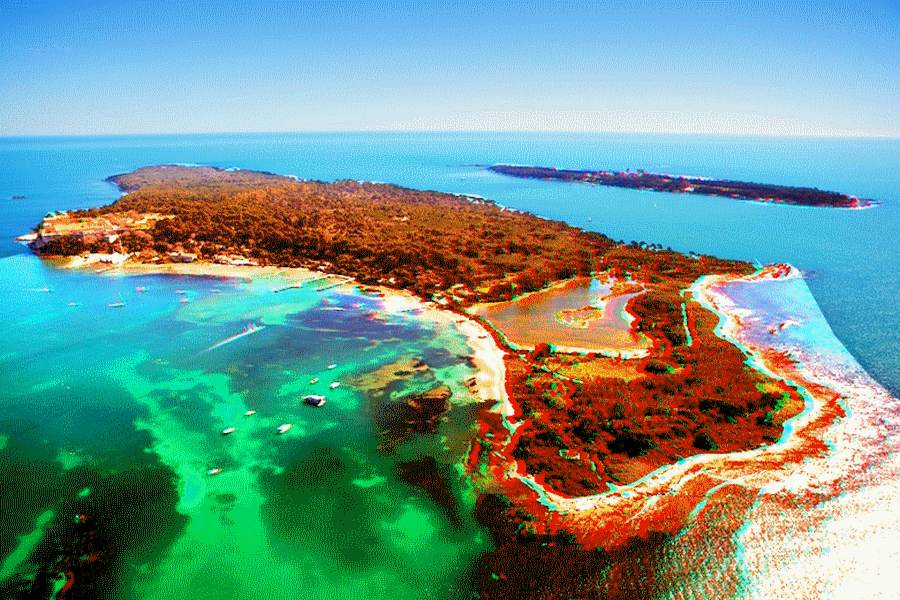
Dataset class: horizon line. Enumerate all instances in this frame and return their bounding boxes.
[2,130,899,140]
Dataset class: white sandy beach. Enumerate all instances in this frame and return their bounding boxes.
[65,256,512,413]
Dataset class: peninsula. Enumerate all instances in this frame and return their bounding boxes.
[23,164,804,484]
[489,164,878,208]
[23,165,811,597]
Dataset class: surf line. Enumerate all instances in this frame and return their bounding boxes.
[191,323,266,359]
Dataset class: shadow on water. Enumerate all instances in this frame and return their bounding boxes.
[256,426,481,598]
[0,378,188,599]
[257,441,387,574]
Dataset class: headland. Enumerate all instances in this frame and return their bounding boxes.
[21,164,806,488]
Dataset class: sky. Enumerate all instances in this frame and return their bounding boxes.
[2,0,898,136]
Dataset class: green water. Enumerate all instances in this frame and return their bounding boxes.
[0,257,487,598]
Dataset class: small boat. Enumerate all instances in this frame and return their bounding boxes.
[206,468,222,476]
[276,423,292,434]
[136,286,146,292]
[303,394,326,407]
[329,382,340,389]
[244,410,256,416]
[108,301,126,308]
[179,297,190,303]
[309,378,319,384]
[175,289,186,295]
[326,364,337,370]
[222,427,236,435]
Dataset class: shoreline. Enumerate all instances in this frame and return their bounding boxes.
[60,255,324,283]
[50,254,900,555]
[375,286,509,409]
[469,263,900,550]
[489,164,881,209]
[58,255,512,412]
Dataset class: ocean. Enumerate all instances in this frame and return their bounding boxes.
[0,133,898,598]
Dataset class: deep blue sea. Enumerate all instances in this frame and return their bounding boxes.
[0,133,897,598]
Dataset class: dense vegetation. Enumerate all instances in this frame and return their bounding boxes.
[36,165,759,305]
[490,164,874,208]
[35,165,630,303]
[464,247,801,497]
[27,165,811,599]
[33,166,799,494]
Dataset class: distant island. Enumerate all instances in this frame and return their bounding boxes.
[22,165,812,595]
[489,164,878,208]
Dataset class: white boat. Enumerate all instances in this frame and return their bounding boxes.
[326,364,337,370]
[303,395,326,407]
[206,468,222,476]
[329,382,340,389]
[108,301,126,308]
[222,427,236,435]
[309,378,319,384]
[276,423,292,434]
[244,410,256,416]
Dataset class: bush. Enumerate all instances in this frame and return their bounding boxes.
[693,432,717,451]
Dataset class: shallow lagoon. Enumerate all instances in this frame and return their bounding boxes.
[470,278,649,355]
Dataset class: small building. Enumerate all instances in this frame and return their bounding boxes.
[169,252,197,263]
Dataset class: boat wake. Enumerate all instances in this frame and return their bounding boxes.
[190,323,266,359]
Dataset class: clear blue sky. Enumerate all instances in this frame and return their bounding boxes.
[2,1,898,136]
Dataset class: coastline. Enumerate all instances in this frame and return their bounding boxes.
[489,164,881,209]
[46,254,900,560]
[376,286,509,409]
[60,255,511,412]
[61,255,323,283]
[470,263,900,551]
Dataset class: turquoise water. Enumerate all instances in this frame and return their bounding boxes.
[2,133,895,393]
[0,255,486,598]
[0,133,898,597]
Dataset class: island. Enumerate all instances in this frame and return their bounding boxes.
[22,165,819,599]
[489,164,879,208]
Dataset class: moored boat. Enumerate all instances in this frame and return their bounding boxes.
[303,395,326,407]
[276,423,292,434]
